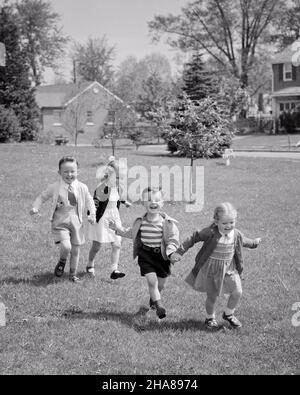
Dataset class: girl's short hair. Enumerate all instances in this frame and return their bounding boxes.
[58,156,79,170]
[213,202,237,221]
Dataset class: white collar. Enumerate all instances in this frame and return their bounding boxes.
[219,229,234,238]
[60,179,78,189]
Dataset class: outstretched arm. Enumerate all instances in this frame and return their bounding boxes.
[30,185,54,215]
[176,228,208,255]
[108,219,133,239]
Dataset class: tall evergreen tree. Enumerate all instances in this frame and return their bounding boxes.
[182,53,217,101]
[0,4,39,141]
[16,0,69,86]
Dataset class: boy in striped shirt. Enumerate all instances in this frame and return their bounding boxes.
[109,187,180,319]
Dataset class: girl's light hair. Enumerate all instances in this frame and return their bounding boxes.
[213,202,237,221]
[96,156,119,182]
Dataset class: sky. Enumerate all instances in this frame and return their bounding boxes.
[44,0,191,84]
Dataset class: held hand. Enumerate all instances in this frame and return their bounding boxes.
[88,215,96,225]
[255,238,262,245]
[108,219,117,231]
[169,252,182,264]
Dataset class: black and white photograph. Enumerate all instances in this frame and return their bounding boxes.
[0,0,299,377]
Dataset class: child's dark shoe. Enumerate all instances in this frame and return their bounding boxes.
[205,317,219,329]
[222,312,242,328]
[153,301,166,319]
[86,266,95,278]
[54,260,66,277]
[110,270,125,280]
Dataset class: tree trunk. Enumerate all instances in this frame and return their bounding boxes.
[189,156,194,203]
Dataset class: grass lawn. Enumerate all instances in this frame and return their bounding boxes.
[232,133,300,151]
[0,143,299,375]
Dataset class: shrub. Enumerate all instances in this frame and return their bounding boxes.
[164,95,235,159]
[0,105,21,142]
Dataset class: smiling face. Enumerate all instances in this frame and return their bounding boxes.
[58,161,78,184]
[215,214,236,235]
[142,190,164,215]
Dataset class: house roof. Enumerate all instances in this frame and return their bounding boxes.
[271,86,300,97]
[36,81,124,108]
[271,43,299,64]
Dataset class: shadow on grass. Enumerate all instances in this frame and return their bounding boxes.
[0,270,126,288]
[61,306,219,333]
[0,271,63,287]
[133,151,172,158]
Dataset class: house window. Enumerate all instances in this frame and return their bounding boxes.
[86,110,94,125]
[53,110,62,126]
[107,110,115,124]
[279,101,300,113]
[283,63,292,81]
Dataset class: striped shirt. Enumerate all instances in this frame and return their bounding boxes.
[140,216,164,248]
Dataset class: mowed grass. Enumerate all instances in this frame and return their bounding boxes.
[232,133,300,151]
[0,143,299,375]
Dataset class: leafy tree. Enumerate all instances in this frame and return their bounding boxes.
[162,93,234,164]
[114,53,175,117]
[114,56,142,104]
[72,36,115,87]
[0,105,21,142]
[182,52,217,100]
[270,0,300,48]
[102,100,138,156]
[0,4,40,141]
[137,72,171,117]
[214,74,249,118]
[16,0,69,86]
[148,0,284,88]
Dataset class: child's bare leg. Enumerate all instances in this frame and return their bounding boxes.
[54,240,71,277]
[145,272,160,301]
[60,239,72,260]
[87,241,101,268]
[225,276,243,314]
[204,292,219,328]
[205,292,218,317]
[157,276,167,294]
[222,275,243,328]
[69,245,80,277]
[226,290,242,312]
[110,241,125,279]
[145,273,166,318]
[111,241,121,272]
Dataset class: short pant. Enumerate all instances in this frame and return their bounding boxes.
[137,245,171,278]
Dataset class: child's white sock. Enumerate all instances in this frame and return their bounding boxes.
[207,313,216,319]
[225,308,235,316]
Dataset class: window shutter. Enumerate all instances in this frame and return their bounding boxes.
[279,64,283,81]
[292,65,297,80]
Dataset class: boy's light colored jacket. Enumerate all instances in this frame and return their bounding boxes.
[32,179,96,223]
[116,212,180,260]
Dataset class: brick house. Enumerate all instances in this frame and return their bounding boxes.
[35,81,125,144]
[271,43,300,131]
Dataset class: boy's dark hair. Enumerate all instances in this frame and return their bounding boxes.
[58,156,79,170]
[141,186,163,199]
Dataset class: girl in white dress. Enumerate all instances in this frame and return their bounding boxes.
[87,157,130,279]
